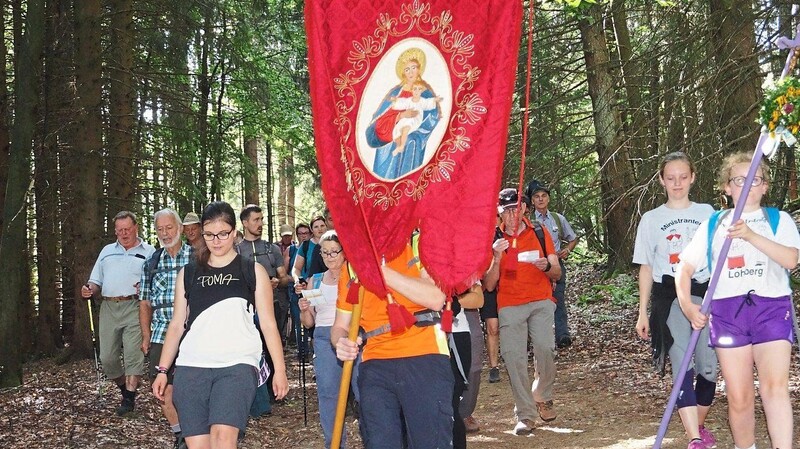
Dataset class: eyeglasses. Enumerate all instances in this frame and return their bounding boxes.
[297,231,310,236]
[321,249,343,258]
[728,176,765,187]
[202,230,233,241]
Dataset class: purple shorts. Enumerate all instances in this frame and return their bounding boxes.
[709,293,794,348]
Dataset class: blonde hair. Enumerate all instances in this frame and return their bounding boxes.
[717,151,770,192]
[395,48,426,81]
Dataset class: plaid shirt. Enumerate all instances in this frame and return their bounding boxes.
[139,243,193,344]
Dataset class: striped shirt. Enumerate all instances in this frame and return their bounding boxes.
[139,243,193,343]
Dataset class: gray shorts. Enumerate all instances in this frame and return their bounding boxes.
[172,364,257,437]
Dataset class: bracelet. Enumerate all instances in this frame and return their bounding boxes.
[155,365,169,374]
[543,261,552,272]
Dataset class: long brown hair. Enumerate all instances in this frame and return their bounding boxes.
[195,201,237,269]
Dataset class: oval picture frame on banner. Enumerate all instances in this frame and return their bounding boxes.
[356,38,452,182]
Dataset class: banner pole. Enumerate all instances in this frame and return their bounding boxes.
[330,288,364,449]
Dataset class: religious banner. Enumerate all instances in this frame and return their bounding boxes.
[306,0,522,296]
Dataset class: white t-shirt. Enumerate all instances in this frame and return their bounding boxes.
[451,307,470,333]
[632,203,714,282]
[679,209,800,298]
[315,282,338,327]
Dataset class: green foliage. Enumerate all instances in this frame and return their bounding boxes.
[577,273,638,307]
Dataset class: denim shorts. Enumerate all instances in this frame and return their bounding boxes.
[172,364,257,437]
[709,293,794,348]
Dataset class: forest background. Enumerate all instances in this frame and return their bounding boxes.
[0,0,794,388]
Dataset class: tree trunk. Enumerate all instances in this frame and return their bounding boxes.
[708,0,760,155]
[196,13,212,208]
[264,140,274,241]
[36,0,74,356]
[578,4,636,275]
[243,137,259,205]
[106,0,136,217]
[286,152,295,226]
[0,0,45,387]
[0,0,10,234]
[67,0,104,359]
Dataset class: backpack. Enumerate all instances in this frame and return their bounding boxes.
[182,255,258,312]
[493,223,548,257]
[237,240,281,278]
[706,207,779,270]
[552,212,567,246]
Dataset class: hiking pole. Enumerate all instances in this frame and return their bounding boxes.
[652,139,768,449]
[330,287,364,449]
[85,284,103,397]
[300,322,308,427]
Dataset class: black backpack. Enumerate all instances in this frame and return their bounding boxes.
[182,255,258,311]
[494,223,548,256]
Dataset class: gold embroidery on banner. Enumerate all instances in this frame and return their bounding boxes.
[333,0,485,210]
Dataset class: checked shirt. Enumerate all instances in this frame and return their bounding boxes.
[139,243,193,344]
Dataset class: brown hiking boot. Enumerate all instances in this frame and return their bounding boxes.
[463,415,480,433]
[536,400,556,422]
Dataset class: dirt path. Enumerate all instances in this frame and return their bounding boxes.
[2,265,798,448]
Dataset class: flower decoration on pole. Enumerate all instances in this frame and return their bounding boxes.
[758,75,800,157]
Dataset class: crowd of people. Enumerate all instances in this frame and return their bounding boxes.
[82,150,797,449]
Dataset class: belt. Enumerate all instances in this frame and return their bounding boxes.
[103,295,135,302]
[358,309,443,342]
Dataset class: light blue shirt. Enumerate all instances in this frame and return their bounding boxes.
[534,210,576,252]
[89,238,155,297]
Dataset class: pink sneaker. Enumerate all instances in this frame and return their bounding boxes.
[699,426,716,448]
[687,439,705,449]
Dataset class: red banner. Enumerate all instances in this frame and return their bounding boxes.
[306,0,522,296]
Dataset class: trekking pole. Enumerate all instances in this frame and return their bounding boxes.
[300,323,308,427]
[85,284,103,397]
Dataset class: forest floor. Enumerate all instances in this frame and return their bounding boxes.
[2,263,799,449]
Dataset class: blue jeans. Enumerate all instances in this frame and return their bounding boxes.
[313,326,360,449]
[554,259,570,340]
[358,354,453,449]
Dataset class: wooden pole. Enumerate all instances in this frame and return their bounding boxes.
[330,288,364,448]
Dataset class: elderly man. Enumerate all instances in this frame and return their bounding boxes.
[525,180,579,349]
[181,212,202,249]
[139,209,192,448]
[82,211,155,416]
[485,188,561,435]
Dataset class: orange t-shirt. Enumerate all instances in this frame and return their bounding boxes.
[497,223,556,309]
[337,244,449,362]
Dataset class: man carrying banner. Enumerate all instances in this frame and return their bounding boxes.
[332,242,453,449]
[484,188,561,435]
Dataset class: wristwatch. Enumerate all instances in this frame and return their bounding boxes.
[543,260,552,272]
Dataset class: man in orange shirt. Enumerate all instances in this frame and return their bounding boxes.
[332,243,452,448]
[484,188,561,436]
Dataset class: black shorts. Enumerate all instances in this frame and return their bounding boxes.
[148,343,174,384]
[479,289,498,321]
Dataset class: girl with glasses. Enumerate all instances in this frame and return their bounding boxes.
[677,152,799,449]
[153,201,289,449]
